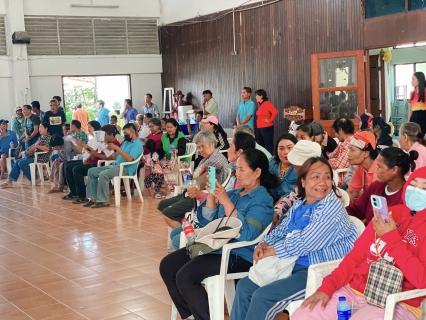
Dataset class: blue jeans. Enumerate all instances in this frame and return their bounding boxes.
[51,154,59,162]
[230,264,308,320]
[86,165,128,203]
[170,226,182,251]
[22,136,39,151]
[8,158,35,181]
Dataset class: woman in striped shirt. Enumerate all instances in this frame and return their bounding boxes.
[230,157,358,320]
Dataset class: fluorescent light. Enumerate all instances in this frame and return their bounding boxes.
[395,43,414,48]
[415,42,426,47]
[70,4,119,8]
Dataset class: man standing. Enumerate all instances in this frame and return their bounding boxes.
[202,90,219,118]
[120,99,138,124]
[31,101,45,122]
[44,99,67,137]
[84,123,143,208]
[72,102,90,133]
[0,120,18,179]
[142,93,160,118]
[96,100,110,126]
[52,96,64,112]
[236,87,256,130]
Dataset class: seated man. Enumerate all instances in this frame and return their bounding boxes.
[0,120,18,179]
[69,120,88,144]
[84,123,142,208]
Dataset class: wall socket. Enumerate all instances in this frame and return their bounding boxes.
[231,50,238,55]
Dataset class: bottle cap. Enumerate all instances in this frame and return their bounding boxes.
[338,297,346,301]
[182,218,187,222]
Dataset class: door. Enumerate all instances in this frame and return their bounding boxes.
[311,50,365,135]
[369,54,386,117]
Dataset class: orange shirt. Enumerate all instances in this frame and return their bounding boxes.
[72,108,90,133]
[349,159,378,192]
[256,100,278,128]
[409,88,426,111]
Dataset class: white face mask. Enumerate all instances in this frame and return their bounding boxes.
[405,186,426,212]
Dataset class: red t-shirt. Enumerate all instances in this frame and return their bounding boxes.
[86,139,121,165]
[256,100,278,128]
[143,131,163,155]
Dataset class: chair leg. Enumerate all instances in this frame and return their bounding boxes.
[123,179,131,200]
[113,177,121,207]
[29,164,36,186]
[171,303,178,320]
[224,279,236,315]
[167,226,172,250]
[133,177,144,203]
[37,164,43,182]
[205,277,225,320]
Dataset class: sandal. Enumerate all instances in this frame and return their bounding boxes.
[47,187,61,194]
[83,200,96,207]
[91,202,110,209]
[62,193,76,200]
[72,197,88,204]
[0,181,12,188]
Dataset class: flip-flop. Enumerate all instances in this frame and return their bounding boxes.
[62,194,76,200]
[72,197,88,204]
[91,202,110,209]
[83,200,96,207]
[0,183,12,188]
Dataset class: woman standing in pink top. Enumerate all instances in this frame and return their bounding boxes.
[399,122,426,173]
[408,71,426,134]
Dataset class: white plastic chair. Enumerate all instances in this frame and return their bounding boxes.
[171,223,273,320]
[337,187,350,207]
[112,154,144,207]
[97,160,115,167]
[287,216,366,314]
[177,143,197,186]
[6,147,15,174]
[333,168,349,186]
[219,149,228,154]
[29,152,51,186]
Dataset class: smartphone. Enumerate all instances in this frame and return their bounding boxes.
[208,166,216,193]
[370,195,389,222]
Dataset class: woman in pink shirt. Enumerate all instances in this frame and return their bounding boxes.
[399,122,426,173]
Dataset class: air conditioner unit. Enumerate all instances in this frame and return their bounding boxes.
[12,31,30,44]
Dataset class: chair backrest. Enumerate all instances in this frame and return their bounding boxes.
[337,188,350,207]
[222,167,232,187]
[186,142,197,156]
[219,149,228,154]
[349,216,365,237]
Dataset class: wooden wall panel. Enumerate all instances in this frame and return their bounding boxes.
[160,0,363,136]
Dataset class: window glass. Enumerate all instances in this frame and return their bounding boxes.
[365,0,405,18]
[395,64,414,99]
[319,90,358,121]
[409,0,426,10]
[318,57,357,88]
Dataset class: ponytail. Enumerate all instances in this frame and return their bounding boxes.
[380,147,418,176]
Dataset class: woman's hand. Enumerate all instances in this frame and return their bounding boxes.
[301,291,331,311]
[260,246,277,260]
[372,209,396,237]
[263,117,269,123]
[271,212,280,229]
[253,242,268,263]
[212,180,229,204]
[187,187,201,199]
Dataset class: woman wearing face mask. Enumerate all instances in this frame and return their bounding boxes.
[408,71,426,134]
[294,166,426,320]
[346,147,417,225]
[268,133,298,202]
[295,124,314,141]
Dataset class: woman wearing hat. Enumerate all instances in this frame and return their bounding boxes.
[310,122,337,159]
[10,106,25,139]
[346,131,379,203]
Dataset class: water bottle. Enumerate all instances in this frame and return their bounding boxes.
[9,141,14,149]
[182,218,196,242]
[169,145,174,154]
[337,296,351,320]
[183,170,192,187]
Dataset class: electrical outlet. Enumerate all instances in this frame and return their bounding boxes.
[231,50,238,55]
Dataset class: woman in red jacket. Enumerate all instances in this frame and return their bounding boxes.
[293,166,426,320]
[255,89,278,155]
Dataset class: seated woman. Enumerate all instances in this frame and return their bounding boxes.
[268,133,298,202]
[295,124,314,141]
[399,122,426,173]
[347,147,417,225]
[160,149,278,320]
[310,121,338,159]
[372,116,393,148]
[293,166,426,320]
[194,116,229,168]
[168,131,256,251]
[328,117,355,187]
[347,131,379,203]
[230,157,358,320]
[157,118,189,192]
[63,124,120,203]
[47,136,78,193]
[158,130,229,229]
[1,122,53,187]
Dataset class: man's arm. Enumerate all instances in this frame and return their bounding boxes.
[120,108,126,119]
[236,114,240,126]
[240,115,252,125]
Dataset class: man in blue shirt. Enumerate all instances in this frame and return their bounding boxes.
[85,123,143,208]
[236,87,256,130]
[96,99,110,126]
[0,120,18,179]
[120,99,138,124]
[187,111,203,141]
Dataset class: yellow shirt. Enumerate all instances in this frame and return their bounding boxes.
[279,163,290,179]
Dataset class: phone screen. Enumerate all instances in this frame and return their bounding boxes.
[208,166,216,193]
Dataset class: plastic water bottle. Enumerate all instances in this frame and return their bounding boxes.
[337,296,351,320]
[183,170,192,187]
[182,218,196,242]
[9,141,14,149]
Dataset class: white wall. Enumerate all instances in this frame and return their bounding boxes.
[160,0,264,25]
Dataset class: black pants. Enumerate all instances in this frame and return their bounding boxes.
[256,126,275,155]
[157,194,194,222]
[64,160,96,198]
[159,248,252,320]
[410,110,426,135]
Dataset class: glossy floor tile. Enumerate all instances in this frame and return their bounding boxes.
[0,183,179,320]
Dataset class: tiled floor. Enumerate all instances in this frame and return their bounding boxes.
[0,182,176,319]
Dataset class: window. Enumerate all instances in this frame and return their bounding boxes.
[0,16,6,55]
[25,17,159,55]
[395,63,426,99]
[365,0,426,18]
